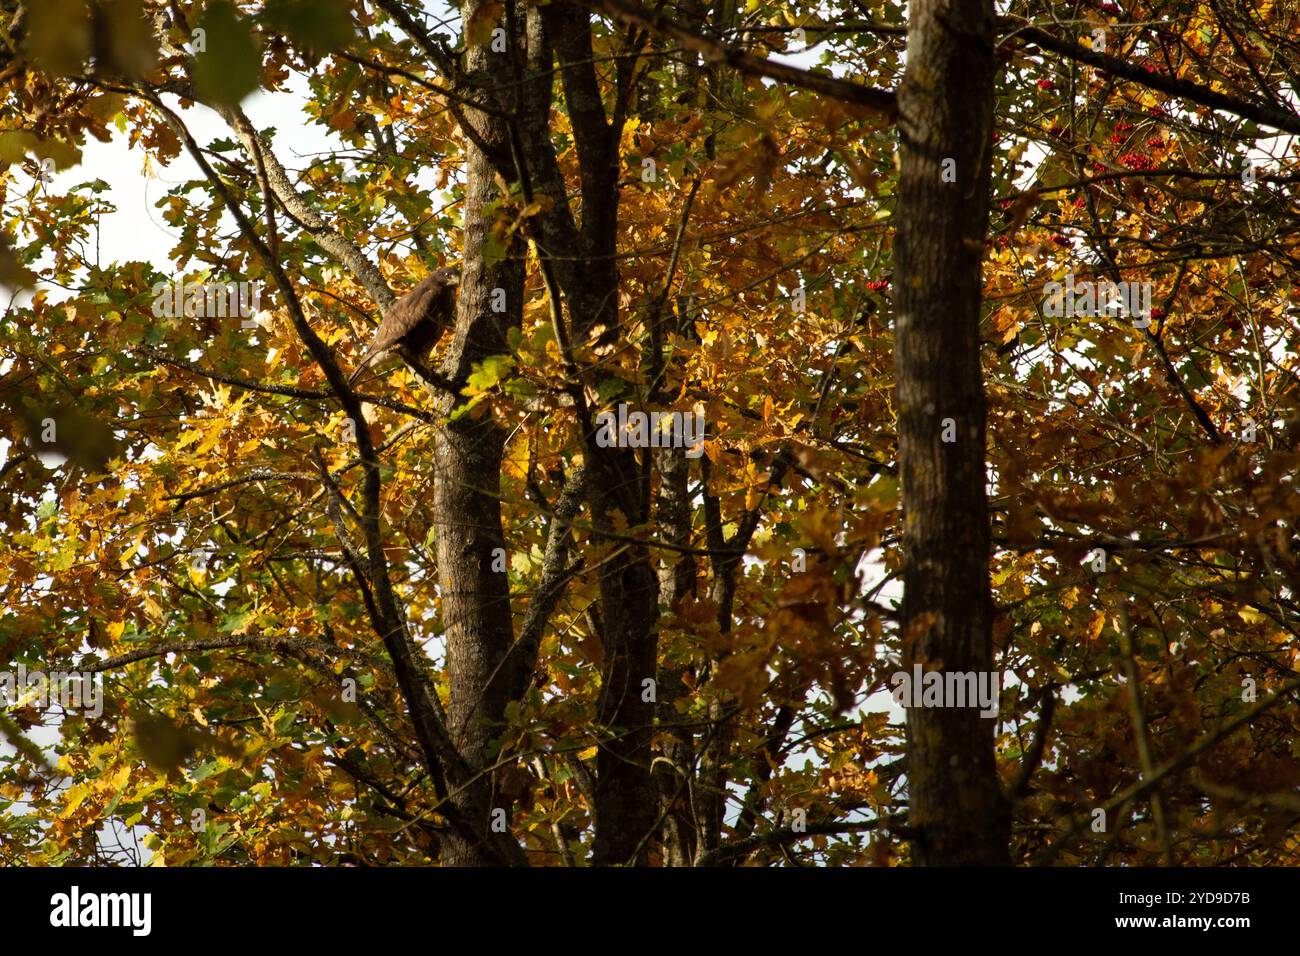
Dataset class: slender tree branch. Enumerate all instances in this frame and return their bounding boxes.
[582,0,898,115]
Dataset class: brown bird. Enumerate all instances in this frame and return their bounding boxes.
[347,267,459,386]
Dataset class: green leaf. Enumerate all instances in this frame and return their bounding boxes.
[596,377,627,403]
[0,131,40,164]
[218,606,255,634]
[98,0,160,79]
[263,0,357,56]
[0,234,37,291]
[22,0,91,76]
[467,354,514,391]
[189,759,223,783]
[193,1,262,108]
[272,708,297,734]
[504,377,538,399]
[447,392,488,423]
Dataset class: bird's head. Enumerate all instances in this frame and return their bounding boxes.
[434,266,460,288]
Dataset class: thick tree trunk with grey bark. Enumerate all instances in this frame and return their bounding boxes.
[893,0,1011,865]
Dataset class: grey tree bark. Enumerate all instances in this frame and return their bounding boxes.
[893,0,1011,865]
[433,0,528,866]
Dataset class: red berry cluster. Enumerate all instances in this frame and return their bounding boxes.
[1118,152,1156,170]
[866,279,890,292]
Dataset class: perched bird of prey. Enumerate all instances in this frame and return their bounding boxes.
[347,267,459,386]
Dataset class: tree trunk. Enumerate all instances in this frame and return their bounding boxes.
[893,0,1010,866]
[521,3,662,866]
[436,0,528,866]
[653,446,696,866]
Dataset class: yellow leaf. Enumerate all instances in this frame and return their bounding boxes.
[1238,606,1267,625]
[196,421,223,456]
[60,783,90,818]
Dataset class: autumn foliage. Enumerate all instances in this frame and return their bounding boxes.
[1,0,1299,866]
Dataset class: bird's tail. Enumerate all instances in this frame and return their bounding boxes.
[346,349,376,387]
